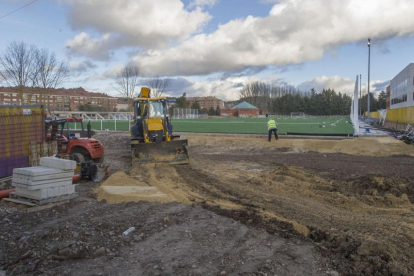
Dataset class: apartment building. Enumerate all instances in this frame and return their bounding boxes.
[186,96,224,109]
[0,87,117,111]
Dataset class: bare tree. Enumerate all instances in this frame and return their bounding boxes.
[113,65,140,110]
[143,76,172,97]
[33,48,69,108]
[0,41,37,102]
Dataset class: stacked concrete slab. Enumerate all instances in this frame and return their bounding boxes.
[12,157,76,200]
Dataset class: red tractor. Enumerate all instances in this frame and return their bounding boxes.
[46,118,104,164]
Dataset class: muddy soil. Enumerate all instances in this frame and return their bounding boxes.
[176,135,414,275]
[2,132,414,275]
[1,199,335,276]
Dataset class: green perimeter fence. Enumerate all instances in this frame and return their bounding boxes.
[68,117,354,135]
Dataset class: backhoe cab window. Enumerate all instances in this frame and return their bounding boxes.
[136,102,148,118]
[148,101,166,118]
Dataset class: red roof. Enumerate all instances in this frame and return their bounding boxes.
[0,86,115,99]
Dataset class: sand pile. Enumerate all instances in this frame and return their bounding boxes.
[95,171,175,204]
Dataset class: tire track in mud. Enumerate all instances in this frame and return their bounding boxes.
[175,156,414,275]
[174,164,356,274]
[191,148,414,181]
[174,165,259,209]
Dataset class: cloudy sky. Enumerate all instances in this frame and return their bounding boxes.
[1,0,413,100]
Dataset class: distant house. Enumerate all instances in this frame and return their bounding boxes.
[116,100,130,111]
[221,101,267,117]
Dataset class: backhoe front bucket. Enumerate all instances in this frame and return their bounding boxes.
[131,139,189,165]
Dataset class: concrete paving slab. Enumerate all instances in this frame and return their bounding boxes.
[13,179,73,190]
[356,120,389,137]
[40,157,76,170]
[15,185,76,200]
[12,171,74,182]
[12,176,72,186]
[13,166,69,177]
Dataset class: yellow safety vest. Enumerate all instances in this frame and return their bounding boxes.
[267,120,277,130]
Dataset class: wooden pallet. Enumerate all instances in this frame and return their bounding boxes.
[2,192,78,213]
[0,176,12,183]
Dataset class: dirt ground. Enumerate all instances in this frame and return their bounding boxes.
[1,132,414,275]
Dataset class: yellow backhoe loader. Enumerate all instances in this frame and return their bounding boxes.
[130,87,189,165]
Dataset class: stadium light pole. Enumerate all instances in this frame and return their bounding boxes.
[359,74,362,116]
[367,38,371,121]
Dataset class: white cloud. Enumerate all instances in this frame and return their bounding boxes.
[133,0,414,76]
[297,75,385,96]
[297,75,355,95]
[94,65,125,80]
[188,0,218,9]
[64,0,211,60]
[68,59,97,73]
[66,33,116,60]
[165,74,285,101]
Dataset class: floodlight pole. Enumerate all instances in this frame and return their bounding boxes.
[367,38,371,121]
[359,74,362,116]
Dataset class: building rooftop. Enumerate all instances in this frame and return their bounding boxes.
[231,101,258,109]
[187,96,223,100]
[0,86,115,99]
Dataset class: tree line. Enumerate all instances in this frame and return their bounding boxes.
[0,41,69,106]
[239,81,386,115]
[359,91,386,114]
[0,41,174,112]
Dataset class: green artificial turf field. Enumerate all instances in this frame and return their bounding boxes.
[172,117,354,135]
[68,117,354,135]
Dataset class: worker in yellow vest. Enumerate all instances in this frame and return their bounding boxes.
[267,118,278,141]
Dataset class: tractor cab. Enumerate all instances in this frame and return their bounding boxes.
[45,117,104,163]
[63,117,86,143]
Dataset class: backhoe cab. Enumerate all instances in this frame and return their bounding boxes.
[130,87,189,165]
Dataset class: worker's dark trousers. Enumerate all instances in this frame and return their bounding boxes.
[268,128,278,141]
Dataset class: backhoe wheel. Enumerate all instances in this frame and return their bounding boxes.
[73,152,85,164]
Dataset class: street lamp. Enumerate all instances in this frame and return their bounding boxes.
[367,38,371,121]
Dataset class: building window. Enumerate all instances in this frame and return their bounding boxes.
[392,79,408,95]
[391,94,407,105]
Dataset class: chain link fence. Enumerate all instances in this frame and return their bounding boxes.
[171,108,199,119]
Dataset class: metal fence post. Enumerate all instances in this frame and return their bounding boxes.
[115,117,117,131]
[74,122,77,130]
[101,120,103,130]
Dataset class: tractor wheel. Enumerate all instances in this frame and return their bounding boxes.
[73,152,85,164]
